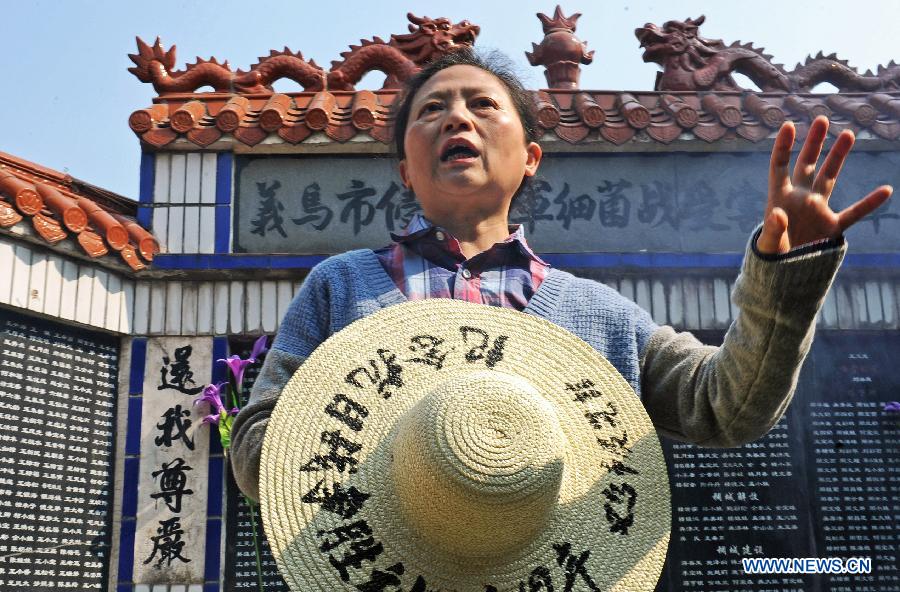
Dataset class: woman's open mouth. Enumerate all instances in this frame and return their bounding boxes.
[439,138,481,165]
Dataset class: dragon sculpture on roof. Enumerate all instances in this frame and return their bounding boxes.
[128,41,326,94]
[128,13,479,95]
[328,13,480,90]
[635,15,900,92]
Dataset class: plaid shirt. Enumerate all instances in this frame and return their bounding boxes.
[373,213,550,311]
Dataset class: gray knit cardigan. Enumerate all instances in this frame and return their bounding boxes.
[230,229,845,501]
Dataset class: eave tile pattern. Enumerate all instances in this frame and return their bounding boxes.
[130,90,900,149]
[0,151,158,270]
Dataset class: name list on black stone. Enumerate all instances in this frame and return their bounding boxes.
[0,310,117,591]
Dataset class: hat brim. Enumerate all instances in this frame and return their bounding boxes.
[262,300,670,591]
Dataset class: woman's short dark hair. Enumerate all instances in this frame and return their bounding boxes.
[393,49,539,161]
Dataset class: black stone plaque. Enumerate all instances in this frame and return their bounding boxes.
[799,332,900,592]
[656,330,900,592]
[0,308,118,591]
[223,338,288,592]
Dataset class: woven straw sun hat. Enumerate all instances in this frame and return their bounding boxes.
[261,299,671,592]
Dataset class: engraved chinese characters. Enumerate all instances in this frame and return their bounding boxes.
[260,300,670,592]
[0,310,117,591]
[656,331,900,591]
[804,333,900,591]
[135,337,211,584]
[234,153,900,256]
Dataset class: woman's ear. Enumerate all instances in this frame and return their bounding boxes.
[524,142,542,177]
[399,159,410,189]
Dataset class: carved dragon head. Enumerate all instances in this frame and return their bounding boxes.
[634,16,723,67]
[391,13,481,64]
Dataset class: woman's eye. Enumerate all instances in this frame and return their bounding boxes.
[419,103,443,116]
[472,98,498,109]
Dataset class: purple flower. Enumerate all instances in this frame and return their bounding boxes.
[194,384,238,426]
[219,355,253,386]
[193,380,242,452]
[249,335,269,362]
[200,412,222,426]
[884,401,900,413]
[215,337,269,388]
[200,407,239,426]
[194,382,229,425]
[195,382,227,412]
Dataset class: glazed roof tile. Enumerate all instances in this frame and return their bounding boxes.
[130,90,900,150]
[0,151,158,270]
[127,11,900,149]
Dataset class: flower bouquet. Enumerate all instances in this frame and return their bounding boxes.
[194,334,269,591]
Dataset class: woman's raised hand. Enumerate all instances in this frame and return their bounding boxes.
[756,115,893,255]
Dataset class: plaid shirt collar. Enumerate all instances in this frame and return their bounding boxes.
[389,213,548,266]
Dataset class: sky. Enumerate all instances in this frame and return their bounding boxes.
[1,0,898,197]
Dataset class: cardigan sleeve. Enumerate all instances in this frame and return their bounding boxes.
[638,228,846,447]
[229,264,332,502]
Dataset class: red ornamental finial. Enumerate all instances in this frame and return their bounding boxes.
[526,5,594,89]
[538,5,581,32]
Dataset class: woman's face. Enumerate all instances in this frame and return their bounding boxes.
[399,65,542,221]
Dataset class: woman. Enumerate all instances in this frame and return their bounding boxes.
[230,50,892,503]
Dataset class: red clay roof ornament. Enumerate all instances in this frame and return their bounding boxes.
[0,153,157,270]
[526,5,594,89]
[128,38,325,94]
[636,15,900,92]
[129,13,479,96]
[327,13,480,90]
[127,14,900,148]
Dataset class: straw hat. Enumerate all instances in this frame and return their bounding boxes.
[261,300,670,592]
